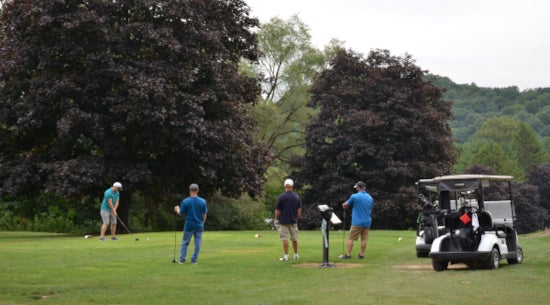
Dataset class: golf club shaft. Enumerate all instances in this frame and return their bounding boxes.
[173,213,178,263]
[342,209,346,254]
[115,214,132,234]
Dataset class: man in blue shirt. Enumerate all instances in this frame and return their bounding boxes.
[339,181,374,259]
[99,182,122,241]
[174,183,208,265]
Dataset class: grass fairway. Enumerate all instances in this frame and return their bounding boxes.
[1,229,549,305]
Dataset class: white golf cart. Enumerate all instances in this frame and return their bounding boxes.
[426,175,524,271]
[415,178,446,257]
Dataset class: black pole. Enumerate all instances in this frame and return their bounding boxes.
[320,211,335,268]
[172,213,178,263]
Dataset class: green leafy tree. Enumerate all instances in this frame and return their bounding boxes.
[471,142,522,177]
[252,15,332,172]
[294,49,455,229]
[465,165,548,233]
[526,163,550,227]
[0,0,270,229]
[513,122,549,172]
[455,117,547,178]
[249,15,340,212]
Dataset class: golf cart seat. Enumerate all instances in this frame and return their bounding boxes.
[478,211,493,231]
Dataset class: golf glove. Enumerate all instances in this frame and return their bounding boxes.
[274,220,280,230]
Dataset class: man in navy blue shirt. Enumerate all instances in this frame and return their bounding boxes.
[339,181,374,259]
[274,179,302,261]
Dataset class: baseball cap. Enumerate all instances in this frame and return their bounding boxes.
[113,182,123,189]
[353,181,366,189]
[284,179,294,186]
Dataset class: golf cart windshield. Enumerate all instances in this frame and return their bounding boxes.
[432,174,515,221]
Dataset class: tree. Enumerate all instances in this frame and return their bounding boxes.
[0,0,270,229]
[454,117,547,179]
[247,15,340,213]
[526,164,550,227]
[294,49,455,229]
[471,142,522,177]
[513,122,549,173]
[465,165,547,233]
[252,15,334,173]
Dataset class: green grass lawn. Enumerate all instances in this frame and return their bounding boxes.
[1,229,549,305]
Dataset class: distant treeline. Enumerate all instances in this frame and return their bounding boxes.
[428,75,550,151]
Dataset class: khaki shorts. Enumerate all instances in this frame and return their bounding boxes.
[278,223,299,241]
[348,226,370,241]
[100,210,117,225]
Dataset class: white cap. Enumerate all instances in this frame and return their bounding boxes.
[113,182,123,189]
[284,179,294,186]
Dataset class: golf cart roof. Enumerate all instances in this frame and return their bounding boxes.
[416,179,438,192]
[432,174,514,181]
[432,175,514,192]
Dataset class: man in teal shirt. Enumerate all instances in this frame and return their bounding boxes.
[99,182,122,241]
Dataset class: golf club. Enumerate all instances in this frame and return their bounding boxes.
[172,212,178,263]
[342,208,347,255]
[115,214,134,238]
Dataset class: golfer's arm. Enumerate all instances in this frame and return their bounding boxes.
[113,199,119,211]
[274,209,281,221]
[108,199,115,211]
[297,208,302,219]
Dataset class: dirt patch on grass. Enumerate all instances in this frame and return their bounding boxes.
[293,262,364,268]
[393,264,433,272]
[393,263,469,272]
[523,228,550,238]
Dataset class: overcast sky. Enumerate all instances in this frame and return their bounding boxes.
[246,0,550,90]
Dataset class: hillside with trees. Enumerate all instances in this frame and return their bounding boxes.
[427,75,550,151]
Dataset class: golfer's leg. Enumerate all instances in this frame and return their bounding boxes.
[346,239,354,256]
[110,223,117,237]
[290,224,298,254]
[100,211,109,238]
[360,240,367,256]
[100,224,107,238]
[282,240,289,255]
[292,240,298,254]
[191,230,203,263]
[180,231,192,262]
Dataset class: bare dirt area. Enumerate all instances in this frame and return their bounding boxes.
[523,228,550,238]
[393,263,469,272]
[293,262,364,269]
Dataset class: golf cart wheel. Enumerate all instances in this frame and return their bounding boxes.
[485,248,500,270]
[432,259,448,271]
[507,246,524,264]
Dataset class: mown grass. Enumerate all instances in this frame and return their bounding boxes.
[1,229,549,305]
